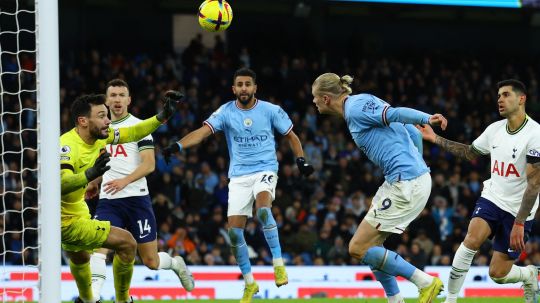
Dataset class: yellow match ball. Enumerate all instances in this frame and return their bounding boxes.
[198,0,233,32]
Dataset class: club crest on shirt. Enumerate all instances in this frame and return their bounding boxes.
[362,100,380,114]
[244,118,253,128]
[60,145,71,154]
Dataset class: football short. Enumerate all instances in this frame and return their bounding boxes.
[61,217,110,252]
[364,172,431,234]
[95,195,157,243]
[472,197,533,259]
[228,171,278,217]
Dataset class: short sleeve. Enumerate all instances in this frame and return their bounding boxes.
[471,126,491,155]
[137,134,154,151]
[272,106,293,135]
[204,105,226,133]
[526,128,540,163]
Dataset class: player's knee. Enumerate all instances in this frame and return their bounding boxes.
[228,227,245,247]
[116,234,137,259]
[489,267,508,282]
[348,239,368,260]
[463,235,482,251]
[142,255,159,270]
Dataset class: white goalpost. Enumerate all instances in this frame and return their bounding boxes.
[0,0,61,302]
[36,0,61,302]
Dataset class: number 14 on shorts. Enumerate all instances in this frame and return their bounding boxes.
[137,219,151,238]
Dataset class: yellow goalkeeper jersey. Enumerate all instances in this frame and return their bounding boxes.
[59,116,161,226]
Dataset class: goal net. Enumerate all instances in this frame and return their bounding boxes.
[1,0,60,302]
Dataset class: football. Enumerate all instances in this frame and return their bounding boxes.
[198,0,233,32]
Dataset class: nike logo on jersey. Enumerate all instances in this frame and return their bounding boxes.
[492,146,498,149]
[139,234,150,239]
[79,163,87,168]
[508,248,515,253]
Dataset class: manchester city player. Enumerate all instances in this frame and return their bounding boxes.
[163,68,314,303]
[311,72,447,303]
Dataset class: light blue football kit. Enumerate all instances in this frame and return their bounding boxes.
[344,93,435,298]
[205,99,292,277]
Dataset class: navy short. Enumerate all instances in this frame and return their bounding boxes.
[95,195,157,244]
[471,197,533,259]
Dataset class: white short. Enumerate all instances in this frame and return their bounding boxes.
[364,172,431,234]
[227,171,278,217]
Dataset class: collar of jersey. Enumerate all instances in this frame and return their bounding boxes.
[235,99,258,111]
[506,115,528,135]
[111,113,131,125]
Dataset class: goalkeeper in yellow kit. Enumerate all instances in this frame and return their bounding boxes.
[60,92,183,303]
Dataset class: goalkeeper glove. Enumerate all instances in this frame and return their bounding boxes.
[296,157,314,177]
[85,149,111,182]
[156,90,184,122]
[162,142,182,165]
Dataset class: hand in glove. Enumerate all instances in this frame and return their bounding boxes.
[296,157,314,177]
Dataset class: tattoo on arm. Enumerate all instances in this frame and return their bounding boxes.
[516,162,540,223]
[434,135,479,161]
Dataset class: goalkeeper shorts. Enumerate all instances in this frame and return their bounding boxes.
[61,217,111,252]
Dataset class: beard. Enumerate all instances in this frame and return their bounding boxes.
[236,92,254,105]
[90,124,108,139]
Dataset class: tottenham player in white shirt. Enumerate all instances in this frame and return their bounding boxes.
[86,79,194,301]
[418,79,540,303]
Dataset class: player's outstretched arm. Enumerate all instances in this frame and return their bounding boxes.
[284,130,314,177]
[416,124,480,161]
[162,125,213,165]
[385,107,447,130]
[511,162,540,251]
[107,90,184,145]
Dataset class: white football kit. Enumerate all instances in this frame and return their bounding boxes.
[472,116,540,220]
[99,114,154,199]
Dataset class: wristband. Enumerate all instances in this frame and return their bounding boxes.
[177,142,183,152]
[514,222,525,227]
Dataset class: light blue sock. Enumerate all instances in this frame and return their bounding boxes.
[257,207,282,259]
[362,246,415,279]
[228,228,251,275]
[372,267,400,296]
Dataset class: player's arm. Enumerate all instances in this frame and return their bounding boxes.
[511,160,540,251]
[284,130,314,177]
[384,107,447,130]
[162,125,213,164]
[103,148,155,195]
[61,167,89,195]
[416,124,481,161]
[106,91,183,145]
[61,151,111,195]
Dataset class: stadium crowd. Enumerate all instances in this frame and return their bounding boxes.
[3,34,540,270]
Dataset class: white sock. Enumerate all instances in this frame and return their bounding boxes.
[447,243,477,302]
[273,258,284,267]
[491,265,530,284]
[89,253,107,302]
[244,272,255,284]
[388,293,404,303]
[410,269,434,289]
[158,252,173,270]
